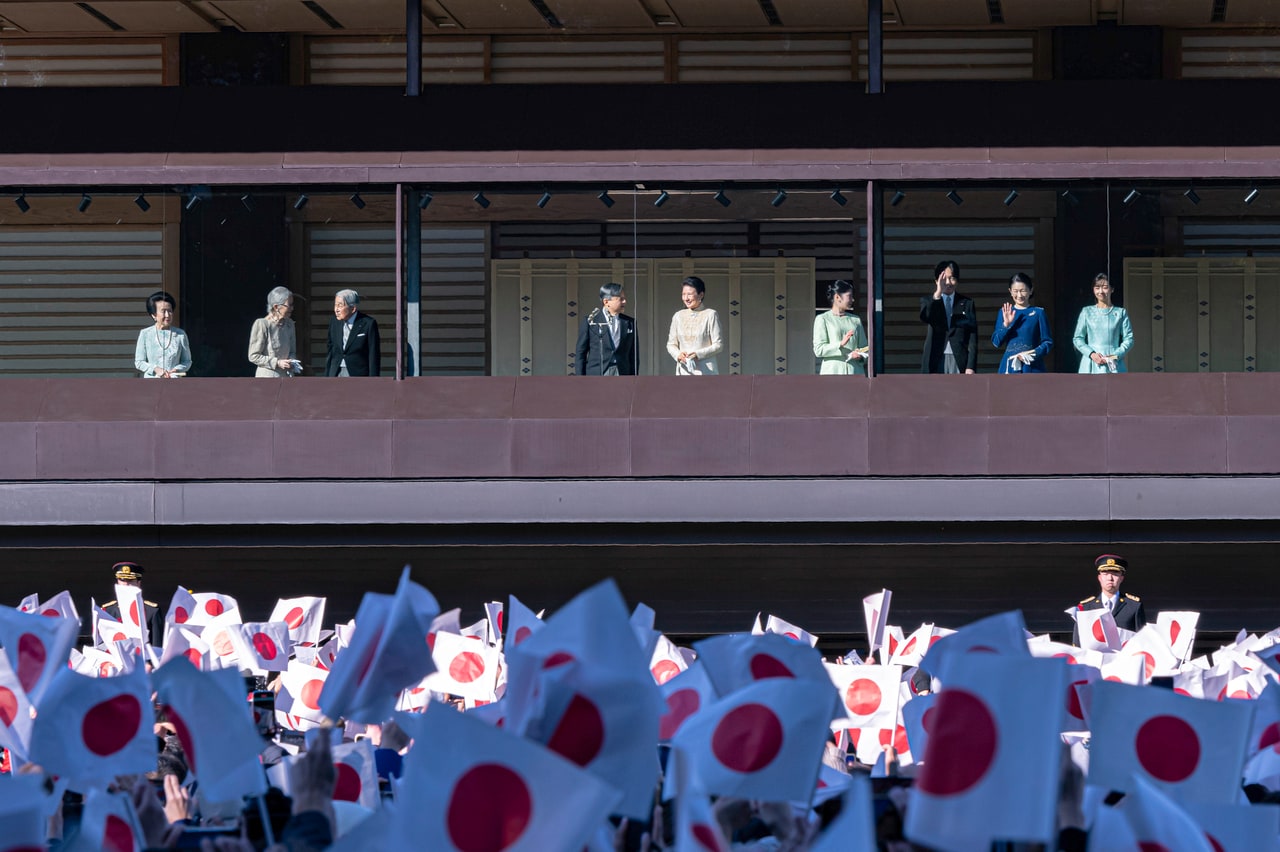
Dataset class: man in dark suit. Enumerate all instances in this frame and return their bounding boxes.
[1073,553,1146,645]
[920,260,978,374]
[575,282,638,376]
[326,289,381,376]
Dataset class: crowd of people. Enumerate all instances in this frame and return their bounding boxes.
[0,554,1277,851]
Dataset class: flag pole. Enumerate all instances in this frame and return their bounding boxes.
[255,794,276,846]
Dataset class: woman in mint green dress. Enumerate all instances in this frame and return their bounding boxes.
[813,280,867,375]
[1073,272,1134,373]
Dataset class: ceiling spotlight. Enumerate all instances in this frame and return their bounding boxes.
[1122,188,1140,205]
[1183,187,1201,205]
[293,193,309,210]
[14,193,30,213]
[418,191,433,209]
[653,190,669,208]
[473,191,490,209]
[536,190,552,209]
[830,189,847,207]
[350,191,366,210]
[770,189,787,208]
[714,189,731,207]
[184,194,201,211]
[597,189,614,208]
[890,190,906,207]
[240,194,254,212]
[1245,187,1260,205]
[946,189,963,206]
[1003,189,1019,206]
[1060,189,1080,206]
[133,193,151,212]
[78,193,92,213]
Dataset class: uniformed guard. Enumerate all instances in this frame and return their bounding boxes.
[1073,553,1146,645]
[102,560,165,643]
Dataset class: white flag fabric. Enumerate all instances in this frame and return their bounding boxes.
[227,621,292,672]
[0,648,35,762]
[1181,799,1280,852]
[1087,679,1256,803]
[0,605,78,705]
[920,610,1030,683]
[279,661,331,727]
[826,662,902,730]
[879,625,905,666]
[669,677,836,803]
[158,626,209,671]
[164,586,197,627]
[1119,625,1180,682]
[200,611,246,671]
[80,788,145,852]
[763,614,818,648]
[390,704,623,852]
[426,631,500,702]
[1075,607,1121,653]
[901,692,938,764]
[1247,683,1280,759]
[333,739,381,811]
[184,592,241,627]
[152,660,268,803]
[862,589,892,658]
[905,655,1068,852]
[28,664,156,787]
[890,624,954,668]
[810,773,877,852]
[484,600,504,647]
[113,583,149,647]
[659,662,719,743]
[270,596,327,647]
[1157,610,1200,663]
[693,632,833,700]
[15,593,38,614]
[35,590,78,622]
[673,784,730,852]
[506,594,544,648]
[1104,774,1214,852]
[650,634,689,686]
[0,774,50,851]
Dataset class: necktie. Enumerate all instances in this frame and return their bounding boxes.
[944,295,953,329]
[608,314,620,347]
[1105,597,1113,612]
[343,321,351,347]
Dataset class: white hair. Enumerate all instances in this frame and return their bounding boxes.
[335,289,360,307]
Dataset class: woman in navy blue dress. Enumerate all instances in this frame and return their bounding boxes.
[991,273,1053,374]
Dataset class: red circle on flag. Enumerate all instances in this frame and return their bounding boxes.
[212,630,235,657]
[711,703,783,773]
[660,688,701,740]
[204,599,224,617]
[1053,653,1079,665]
[333,762,362,802]
[183,649,202,667]
[99,662,116,678]
[112,632,126,643]
[103,814,135,852]
[916,689,998,797]
[82,693,142,757]
[1259,722,1280,751]
[17,632,46,693]
[1205,834,1225,852]
[879,724,910,756]
[845,678,882,717]
[749,654,794,680]
[1133,652,1156,680]
[252,633,279,661]
[1138,845,1172,852]
[1067,680,1088,721]
[547,694,605,767]
[496,611,504,633]
[1135,714,1200,782]
[449,651,486,684]
[166,706,199,775]
[0,686,18,726]
[129,600,141,627]
[41,609,58,618]
[901,637,917,656]
[783,631,800,641]
[285,607,306,630]
[301,679,325,711]
[1230,690,1250,700]
[652,660,681,685]
[921,706,936,733]
[691,823,724,852]
[446,762,533,852]
[542,651,575,669]
[174,606,189,624]
[1092,621,1107,643]
[514,626,532,645]
[1169,620,1182,645]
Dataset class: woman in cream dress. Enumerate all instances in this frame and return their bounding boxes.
[666,276,723,375]
[248,286,299,377]
[813,280,867,375]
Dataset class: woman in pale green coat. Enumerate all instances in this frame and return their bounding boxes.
[813,279,868,375]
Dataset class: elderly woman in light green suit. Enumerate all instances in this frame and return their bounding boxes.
[813,280,867,375]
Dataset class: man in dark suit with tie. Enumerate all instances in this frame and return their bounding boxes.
[575,282,638,376]
[920,260,978,374]
[326,289,381,377]
[1073,553,1146,645]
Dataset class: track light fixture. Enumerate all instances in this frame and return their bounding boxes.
[293,193,309,210]
[78,193,92,213]
[418,191,433,210]
[1183,187,1201,205]
[537,190,552,209]
[890,190,906,207]
[1060,189,1080,206]
[184,194,201,211]
[653,190,669,208]
[473,191,490,209]
[1003,189,1019,206]
[350,191,366,210]
[946,189,963,206]
[713,188,731,207]
[771,189,787,208]
[1245,187,1260,205]
[133,193,151,212]
[1122,188,1140,205]
[597,189,614,209]
[830,189,847,207]
[240,194,254,212]
[15,193,30,213]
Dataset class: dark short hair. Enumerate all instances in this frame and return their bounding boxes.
[827,279,855,305]
[933,261,959,281]
[146,291,176,317]
[1009,272,1033,289]
[681,276,706,295]
[1094,272,1110,285]
[599,282,623,301]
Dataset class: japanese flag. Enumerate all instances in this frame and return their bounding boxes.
[28,664,156,787]
[158,626,209,671]
[863,589,892,658]
[95,609,130,649]
[659,661,718,743]
[0,648,35,762]
[764,614,818,648]
[904,655,1069,852]
[1181,799,1280,852]
[164,586,197,628]
[920,611,1030,684]
[901,693,938,763]
[826,662,902,730]
[15,593,38,614]
[113,583,149,646]
[152,660,268,803]
[319,567,440,724]
[650,634,689,686]
[72,645,119,678]
[1158,611,1200,664]
[506,594,544,648]
[669,677,837,803]
[426,630,500,702]
[890,624,954,668]
[200,611,246,670]
[673,783,730,852]
[80,788,145,852]
[879,625,904,666]
[185,592,240,627]
[1247,683,1280,759]
[1087,679,1256,804]
[1119,625,1180,681]
[390,703,623,852]
[1062,665,1101,733]
[1106,774,1214,852]
[270,596,327,647]
[693,632,834,699]
[228,621,292,672]
[484,601,504,647]
[0,604,79,705]
[279,661,330,726]
[1075,608,1122,653]
[0,774,49,851]
[332,740,381,811]
[36,590,79,622]
[1099,652,1146,686]
[810,773,876,852]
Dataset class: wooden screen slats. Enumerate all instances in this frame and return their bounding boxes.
[1179,32,1280,79]
[306,36,487,84]
[489,38,664,83]
[0,227,165,377]
[857,33,1035,81]
[421,226,488,375]
[0,39,165,86]
[675,36,854,82]
[305,225,397,377]
[1182,221,1280,257]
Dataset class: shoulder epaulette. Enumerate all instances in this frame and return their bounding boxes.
[1079,596,1097,605]
[102,600,117,608]
[1125,593,1140,602]
[144,600,158,607]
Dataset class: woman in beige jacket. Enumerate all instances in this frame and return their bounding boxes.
[248,286,299,377]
